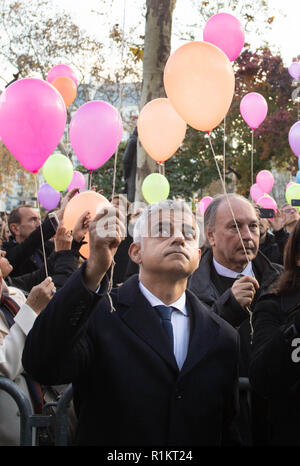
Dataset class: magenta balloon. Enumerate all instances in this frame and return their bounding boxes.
[257,194,277,214]
[250,183,264,202]
[67,170,86,191]
[47,64,78,87]
[240,92,268,130]
[256,170,274,194]
[288,62,300,79]
[69,101,123,170]
[198,196,213,215]
[288,121,300,157]
[0,78,67,173]
[38,183,61,210]
[203,13,245,62]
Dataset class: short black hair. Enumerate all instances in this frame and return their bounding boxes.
[7,204,34,234]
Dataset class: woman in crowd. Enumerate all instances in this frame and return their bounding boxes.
[0,219,10,246]
[250,218,300,445]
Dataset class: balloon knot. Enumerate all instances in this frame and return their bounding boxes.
[157,161,163,165]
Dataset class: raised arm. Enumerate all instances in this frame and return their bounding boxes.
[22,206,125,385]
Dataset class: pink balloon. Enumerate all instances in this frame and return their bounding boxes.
[198,196,213,215]
[257,194,277,219]
[250,183,264,202]
[286,181,296,190]
[256,170,274,194]
[67,170,86,191]
[69,101,123,171]
[288,62,300,79]
[240,92,268,130]
[38,183,61,210]
[47,64,78,87]
[203,13,245,62]
[0,78,67,173]
[288,121,300,157]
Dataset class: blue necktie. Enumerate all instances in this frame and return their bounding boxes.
[155,305,174,350]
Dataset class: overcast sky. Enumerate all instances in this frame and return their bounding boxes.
[54,0,299,66]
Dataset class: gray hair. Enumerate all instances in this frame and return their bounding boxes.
[133,199,199,243]
[204,193,259,235]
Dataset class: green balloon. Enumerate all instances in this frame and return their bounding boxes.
[42,153,74,192]
[142,173,170,204]
[285,183,300,212]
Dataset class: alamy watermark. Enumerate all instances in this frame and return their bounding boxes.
[291,78,300,104]
[291,338,300,363]
[93,195,202,241]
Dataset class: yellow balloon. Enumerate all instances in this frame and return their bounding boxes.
[164,41,235,132]
[42,153,74,191]
[286,183,300,213]
[142,173,170,204]
[137,98,187,162]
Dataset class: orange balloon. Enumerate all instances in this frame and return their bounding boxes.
[137,98,187,162]
[52,76,77,107]
[163,41,235,132]
[63,191,110,258]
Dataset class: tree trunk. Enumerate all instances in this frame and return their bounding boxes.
[135,0,176,202]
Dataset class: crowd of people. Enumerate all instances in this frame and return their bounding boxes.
[1,186,300,447]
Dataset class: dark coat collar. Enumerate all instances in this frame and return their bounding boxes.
[114,274,221,377]
[188,248,282,303]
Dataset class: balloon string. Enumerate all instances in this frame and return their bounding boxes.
[208,134,253,338]
[109,0,126,310]
[111,0,126,201]
[223,116,226,184]
[66,121,70,156]
[89,170,92,190]
[107,259,116,313]
[207,134,250,265]
[251,129,254,188]
[34,173,49,278]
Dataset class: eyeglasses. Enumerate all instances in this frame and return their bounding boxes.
[282,208,297,214]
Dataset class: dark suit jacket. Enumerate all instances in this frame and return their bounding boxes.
[3,216,56,277]
[22,269,240,446]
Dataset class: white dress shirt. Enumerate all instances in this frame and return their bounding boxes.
[213,257,254,278]
[139,281,189,370]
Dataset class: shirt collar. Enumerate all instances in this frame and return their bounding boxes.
[138,281,187,315]
[213,257,254,279]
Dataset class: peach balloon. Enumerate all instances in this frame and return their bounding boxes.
[164,41,235,132]
[51,76,77,107]
[63,190,110,258]
[137,98,187,162]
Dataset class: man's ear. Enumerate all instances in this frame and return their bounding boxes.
[206,228,215,247]
[9,223,19,237]
[128,242,142,265]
